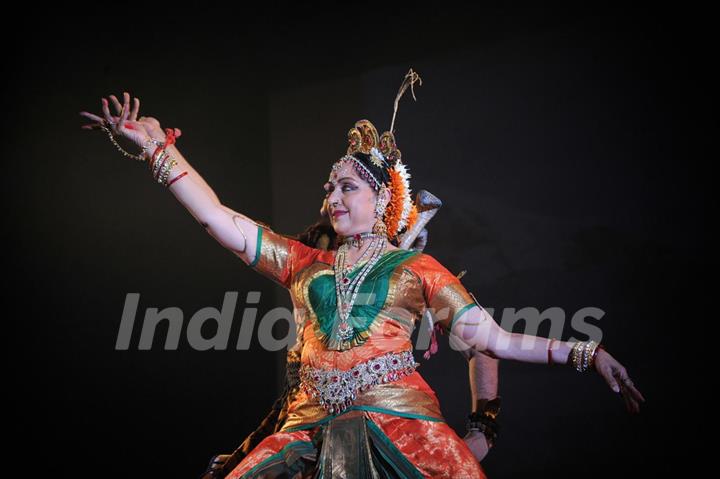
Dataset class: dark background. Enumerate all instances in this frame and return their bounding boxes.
[5,8,701,478]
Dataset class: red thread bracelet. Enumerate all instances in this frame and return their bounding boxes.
[163,127,180,146]
[591,344,606,370]
[548,338,556,365]
[167,171,188,187]
[151,127,181,165]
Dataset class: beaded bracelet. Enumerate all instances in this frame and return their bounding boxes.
[466,397,502,448]
[466,416,498,448]
[142,137,164,160]
[98,120,181,165]
[148,128,183,187]
[158,159,178,186]
[99,123,146,161]
[154,153,172,182]
[148,127,180,168]
[96,122,184,189]
[151,149,168,179]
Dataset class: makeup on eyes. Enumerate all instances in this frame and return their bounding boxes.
[324,179,357,194]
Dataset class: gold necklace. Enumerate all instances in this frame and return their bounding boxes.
[333,234,388,343]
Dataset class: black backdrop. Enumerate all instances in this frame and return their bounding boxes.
[5,8,700,478]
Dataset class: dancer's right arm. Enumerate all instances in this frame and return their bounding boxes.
[80,92,260,266]
[159,142,260,266]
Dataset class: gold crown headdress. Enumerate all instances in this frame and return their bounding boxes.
[333,68,423,240]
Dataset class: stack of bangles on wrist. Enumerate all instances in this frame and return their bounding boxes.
[145,128,188,188]
[99,121,188,188]
[466,397,501,449]
[547,338,605,372]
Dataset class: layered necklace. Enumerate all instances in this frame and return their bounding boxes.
[333,232,388,342]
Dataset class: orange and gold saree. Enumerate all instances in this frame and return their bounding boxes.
[227,225,486,479]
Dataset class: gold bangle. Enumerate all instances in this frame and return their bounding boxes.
[570,340,600,372]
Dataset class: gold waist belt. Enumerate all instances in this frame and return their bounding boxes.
[281,378,444,432]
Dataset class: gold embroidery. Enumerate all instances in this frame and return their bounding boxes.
[429,282,475,332]
[253,227,292,287]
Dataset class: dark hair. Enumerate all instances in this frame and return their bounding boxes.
[294,216,336,249]
[348,152,391,190]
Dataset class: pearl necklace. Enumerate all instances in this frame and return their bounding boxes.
[333,232,388,343]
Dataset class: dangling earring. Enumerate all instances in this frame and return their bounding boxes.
[372,185,388,237]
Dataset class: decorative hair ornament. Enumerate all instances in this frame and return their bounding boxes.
[336,68,423,241]
[369,147,386,168]
[327,69,422,350]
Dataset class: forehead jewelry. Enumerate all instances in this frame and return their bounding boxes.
[331,155,382,191]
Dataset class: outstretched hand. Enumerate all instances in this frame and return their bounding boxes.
[593,349,646,414]
[79,91,179,152]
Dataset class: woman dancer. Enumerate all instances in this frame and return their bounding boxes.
[79,74,644,479]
